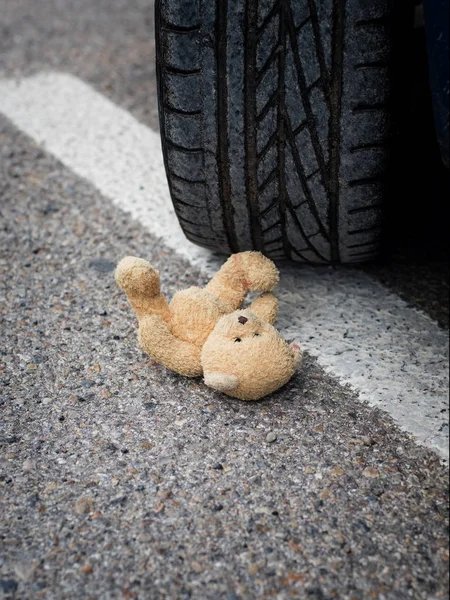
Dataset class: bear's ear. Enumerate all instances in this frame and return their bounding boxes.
[204,372,240,393]
[290,342,304,369]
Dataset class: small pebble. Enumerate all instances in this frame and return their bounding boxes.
[407,474,421,487]
[363,467,380,479]
[363,436,375,447]
[81,380,95,389]
[80,564,93,574]
[331,466,344,477]
[191,561,203,574]
[23,459,35,472]
[110,496,127,506]
[74,497,95,515]
[266,432,277,444]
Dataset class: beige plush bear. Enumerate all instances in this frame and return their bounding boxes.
[115,252,302,401]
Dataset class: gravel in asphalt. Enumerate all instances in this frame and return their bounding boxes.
[0,0,449,598]
[1,117,449,600]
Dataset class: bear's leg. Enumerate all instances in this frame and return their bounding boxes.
[248,293,279,325]
[139,315,202,377]
[115,257,171,322]
[205,252,279,310]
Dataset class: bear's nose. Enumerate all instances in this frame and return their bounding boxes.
[238,316,248,325]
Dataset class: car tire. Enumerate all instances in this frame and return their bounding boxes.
[156,0,405,264]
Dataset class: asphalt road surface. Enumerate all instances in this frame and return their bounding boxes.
[0,2,449,600]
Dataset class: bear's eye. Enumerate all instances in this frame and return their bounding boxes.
[234,338,242,343]
[253,333,261,337]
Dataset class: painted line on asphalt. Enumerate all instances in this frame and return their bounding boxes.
[0,72,448,459]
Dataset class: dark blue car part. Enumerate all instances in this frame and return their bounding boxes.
[423,0,449,167]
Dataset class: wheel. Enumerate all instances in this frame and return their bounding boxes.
[156,0,404,264]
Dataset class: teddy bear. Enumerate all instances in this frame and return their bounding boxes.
[115,252,302,401]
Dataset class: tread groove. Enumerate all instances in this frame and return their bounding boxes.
[348,224,382,236]
[290,245,315,264]
[306,168,320,181]
[161,22,201,33]
[166,139,203,153]
[348,203,383,215]
[257,44,282,85]
[307,0,331,95]
[284,110,330,242]
[260,198,278,218]
[307,77,323,92]
[293,120,308,136]
[170,172,206,185]
[217,0,239,252]
[172,196,205,210]
[263,220,282,234]
[292,200,308,209]
[351,140,389,152]
[257,1,282,37]
[182,229,216,241]
[177,215,205,227]
[348,249,378,258]
[245,0,265,250]
[355,61,389,70]
[348,176,383,188]
[257,131,278,162]
[258,167,279,194]
[347,241,379,249]
[164,105,202,117]
[295,15,312,33]
[327,0,346,263]
[284,0,331,222]
[287,200,328,263]
[256,90,279,124]
[165,65,202,77]
[265,236,284,247]
[276,0,292,259]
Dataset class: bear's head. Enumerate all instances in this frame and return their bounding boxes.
[201,309,302,401]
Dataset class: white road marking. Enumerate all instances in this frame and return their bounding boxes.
[0,72,448,459]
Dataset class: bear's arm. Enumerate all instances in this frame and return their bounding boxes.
[248,293,279,325]
[138,315,203,377]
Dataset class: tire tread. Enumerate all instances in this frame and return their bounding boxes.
[157,0,397,264]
